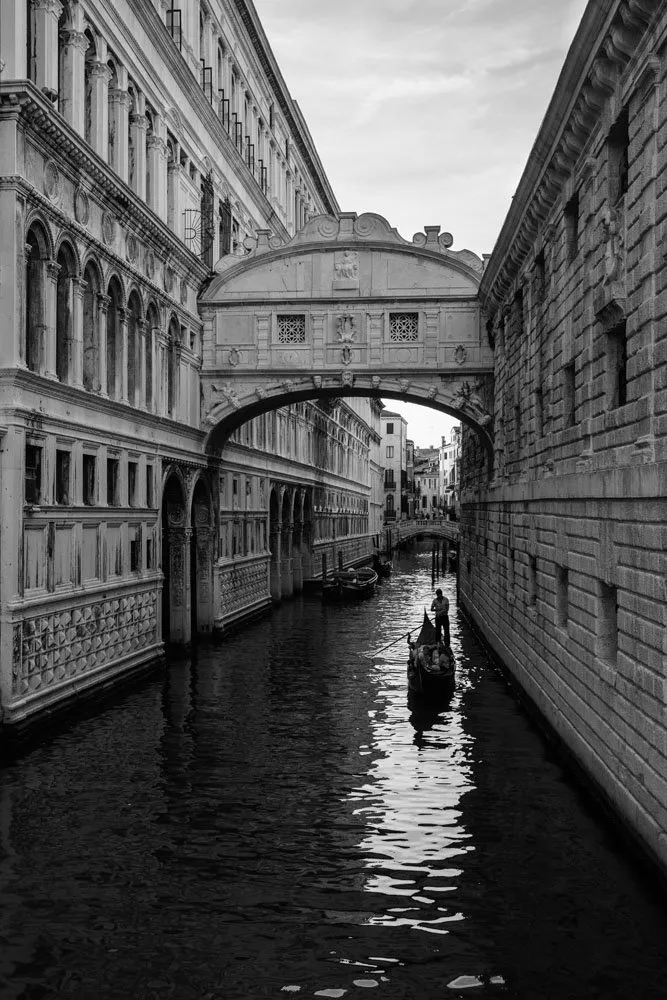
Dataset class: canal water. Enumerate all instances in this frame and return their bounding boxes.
[1,548,667,1000]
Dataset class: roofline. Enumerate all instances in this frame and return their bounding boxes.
[479,0,619,308]
[233,0,340,216]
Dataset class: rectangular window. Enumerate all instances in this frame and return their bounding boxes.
[129,525,140,572]
[83,454,96,505]
[514,403,521,452]
[107,458,120,506]
[535,388,544,437]
[25,444,42,505]
[556,565,569,627]
[277,315,306,344]
[146,537,154,570]
[389,312,419,342]
[564,192,579,262]
[128,461,138,507]
[384,471,395,488]
[386,445,394,458]
[514,288,524,336]
[55,450,70,505]
[563,361,576,428]
[146,465,154,508]
[529,556,538,607]
[386,423,394,435]
[598,582,618,665]
[606,321,628,409]
[534,249,546,302]
[608,108,629,205]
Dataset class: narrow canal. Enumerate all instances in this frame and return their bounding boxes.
[2,547,667,1000]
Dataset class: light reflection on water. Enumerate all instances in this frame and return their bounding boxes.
[0,547,666,999]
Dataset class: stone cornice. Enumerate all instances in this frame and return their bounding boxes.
[1,83,207,288]
[479,0,663,316]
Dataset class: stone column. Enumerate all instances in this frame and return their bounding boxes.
[88,61,111,157]
[109,88,130,182]
[129,113,147,200]
[270,526,282,602]
[167,161,182,235]
[97,293,109,397]
[71,276,86,388]
[118,306,129,403]
[44,261,60,379]
[147,134,168,219]
[31,0,63,98]
[60,28,88,134]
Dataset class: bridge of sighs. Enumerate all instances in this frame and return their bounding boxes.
[198,212,495,460]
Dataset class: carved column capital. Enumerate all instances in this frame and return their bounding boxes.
[61,29,89,53]
[130,113,148,131]
[89,60,112,82]
[72,277,88,297]
[97,292,111,312]
[46,260,61,282]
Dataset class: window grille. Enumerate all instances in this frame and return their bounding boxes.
[218,90,230,131]
[166,5,182,49]
[389,312,419,341]
[218,197,232,256]
[200,62,213,103]
[277,315,306,344]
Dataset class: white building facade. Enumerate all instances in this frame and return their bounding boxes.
[0,0,381,733]
[380,411,408,521]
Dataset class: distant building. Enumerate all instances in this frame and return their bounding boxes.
[440,426,461,513]
[380,411,408,521]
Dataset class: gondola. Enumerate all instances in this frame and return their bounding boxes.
[321,566,378,602]
[407,611,456,698]
[372,554,393,578]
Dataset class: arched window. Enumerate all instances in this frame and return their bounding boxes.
[127,83,137,190]
[56,242,77,383]
[107,58,118,166]
[83,28,96,146]
[82,261,101,391]
[145,108,154,208]
[25,222,51,374]
[145,302,159,412]
[167,316,180,418]
[57,3,72,119]
[106,276,122,399]
[127,290,142,407]
[217,42,224,94]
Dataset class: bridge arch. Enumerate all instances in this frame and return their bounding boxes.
[198,212,495,470]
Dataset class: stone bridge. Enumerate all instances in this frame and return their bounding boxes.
[387,519,459,547]
[198,212,495,463]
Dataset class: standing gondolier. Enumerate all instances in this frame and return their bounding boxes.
[430,589,450,645]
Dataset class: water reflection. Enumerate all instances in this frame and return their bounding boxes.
[0,547,666,999]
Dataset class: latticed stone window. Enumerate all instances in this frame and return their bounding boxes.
[277,314,306,344]
[389,312,419,341]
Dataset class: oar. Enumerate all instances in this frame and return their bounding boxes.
[363,621,425,658]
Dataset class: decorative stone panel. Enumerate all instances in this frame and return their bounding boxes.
[12,588,158,699]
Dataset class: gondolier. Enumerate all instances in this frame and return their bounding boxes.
[430,589,450,645]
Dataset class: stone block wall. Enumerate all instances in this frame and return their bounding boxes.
[461,0,667,873]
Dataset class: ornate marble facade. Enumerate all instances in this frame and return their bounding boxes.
[0,0,380,732]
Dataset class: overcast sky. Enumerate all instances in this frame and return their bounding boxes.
[253,0,589,446]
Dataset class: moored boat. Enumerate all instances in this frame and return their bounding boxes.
[321,566,378,602]
[407,611,456,698]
